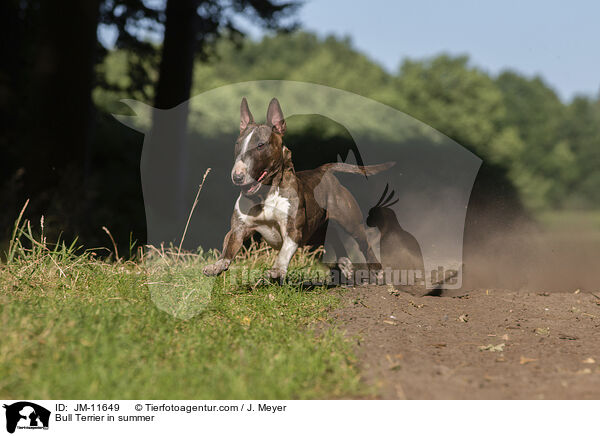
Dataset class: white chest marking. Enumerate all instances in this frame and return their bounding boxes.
[262,188,291,222]
[235,189,291,249]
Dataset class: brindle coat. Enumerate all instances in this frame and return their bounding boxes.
[203,97,392,281]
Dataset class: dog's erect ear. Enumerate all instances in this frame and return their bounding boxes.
[266,98,286,135]
[240,97,254,132]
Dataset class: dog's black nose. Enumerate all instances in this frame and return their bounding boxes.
[232,171,245,185]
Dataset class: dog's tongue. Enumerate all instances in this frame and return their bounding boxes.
[245,171,267,195]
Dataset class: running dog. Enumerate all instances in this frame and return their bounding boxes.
[203,97,393,282]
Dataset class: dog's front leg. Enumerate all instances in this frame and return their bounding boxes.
[268,237,299,282]
[203,225,251,276]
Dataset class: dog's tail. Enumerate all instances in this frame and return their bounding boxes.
[320,161,395,176]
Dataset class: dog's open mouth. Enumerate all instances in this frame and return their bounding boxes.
[242,170,268,195]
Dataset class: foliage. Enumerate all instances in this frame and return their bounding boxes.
[6,26,599,251]
[97,0,299,99]
[156,32,600,211]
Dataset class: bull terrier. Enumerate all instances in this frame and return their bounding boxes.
[202,97,394,282]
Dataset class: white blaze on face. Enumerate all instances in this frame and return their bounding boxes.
[240,128,255,155]
[232,128,256,183]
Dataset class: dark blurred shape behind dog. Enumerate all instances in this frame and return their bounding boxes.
[367,184,424,277]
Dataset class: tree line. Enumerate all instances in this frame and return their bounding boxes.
[1,2,598,251]
[1,0,297,248]
[189,33,597,212]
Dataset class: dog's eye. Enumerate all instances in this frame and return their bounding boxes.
[257,142,265,150]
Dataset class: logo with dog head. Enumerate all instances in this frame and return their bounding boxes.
[3,402,50,434]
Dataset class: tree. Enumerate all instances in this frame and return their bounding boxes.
[392,55,508,155]
[496,72,575,208]
[0,0,300,246]
[151,0,297,224]
[560,96,600,207]
[20,0,101,234]
[154,0,298,110]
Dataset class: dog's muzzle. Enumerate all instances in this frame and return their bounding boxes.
[232,171,245,185]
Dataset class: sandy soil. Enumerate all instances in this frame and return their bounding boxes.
[332,286,600,399]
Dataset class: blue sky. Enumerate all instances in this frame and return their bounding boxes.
[99,0,600,101]
[290,0,599,101]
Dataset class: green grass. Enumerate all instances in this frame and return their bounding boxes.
[0,213,363,399]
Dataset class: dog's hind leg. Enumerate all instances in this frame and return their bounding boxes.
[325,183,382,274]
[336,256,354,284]
[329,222,382,284]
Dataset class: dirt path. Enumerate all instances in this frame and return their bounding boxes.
[332,286,600,399]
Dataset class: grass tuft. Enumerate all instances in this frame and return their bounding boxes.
[0,209,362,399]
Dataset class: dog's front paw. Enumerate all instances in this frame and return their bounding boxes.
[203,259,230,276]
[267,267,286,283]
